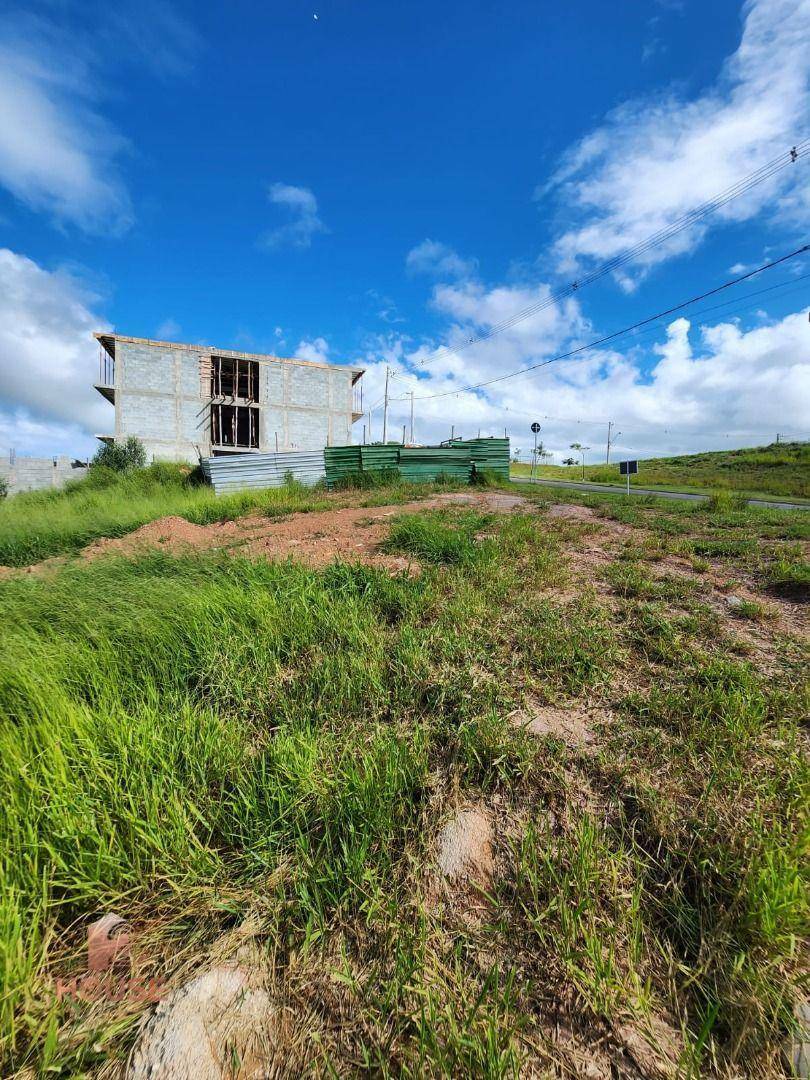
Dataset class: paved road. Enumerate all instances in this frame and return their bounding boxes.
[511,476,809,512]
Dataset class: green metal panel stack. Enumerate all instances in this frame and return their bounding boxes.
[360,444,401,473]
[323,445,362,486]
[398,446,473,484]
[323,437,510,488]
[448,437,510,481]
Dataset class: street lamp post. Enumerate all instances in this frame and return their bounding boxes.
[580,445,590,480]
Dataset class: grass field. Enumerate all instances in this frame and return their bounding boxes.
[0,463,459,568]
[0,471,807,1076]
[511,441,810,500]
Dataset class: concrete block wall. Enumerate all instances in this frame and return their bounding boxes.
[106,339,358,464]
[0,455,88,496]
[116,341,209,462]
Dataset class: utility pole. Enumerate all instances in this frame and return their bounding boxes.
[402,424,406,444]
[382,366,390,444]
[776,433,781,444]
[368,409,373,442]
[451,424,455,440]
[409,391,414,444]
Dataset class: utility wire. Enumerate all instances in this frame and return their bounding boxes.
[399,243,809,401]
[415,140,810,368]
[386,269,810,395]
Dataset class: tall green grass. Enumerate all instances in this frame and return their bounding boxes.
[0,464,323,566]
[0,511,574,1072]
[512,440,810,499]
[0,494,805,1074]
[0,464,456,567]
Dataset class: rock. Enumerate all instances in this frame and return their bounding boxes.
[436,807,494,885]
[618,1017,682,1080]
[784,1001,810,1078]
[126,967,273,1080]
[725,595,744,610]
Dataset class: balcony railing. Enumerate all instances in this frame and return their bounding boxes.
[353,382,364,417]
[98,344,115,386]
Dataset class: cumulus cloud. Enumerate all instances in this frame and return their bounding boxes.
[0,4,199,235]
[261,183,327,249]
[295,336,330,363]
[406,240,478,280]
[0,248,109,457]
[358,268,810,459]
[543,0,810,282]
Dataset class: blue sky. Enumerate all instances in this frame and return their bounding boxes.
[0,0,808,462]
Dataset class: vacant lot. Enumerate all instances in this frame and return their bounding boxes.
[512,441,810,500]
[0,476,807,1077]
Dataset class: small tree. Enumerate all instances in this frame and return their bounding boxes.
[0,475,8,499]
[91,437,147,473]
[562,456,576,466]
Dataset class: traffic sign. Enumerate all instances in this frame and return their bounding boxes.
[619,459,638,496]
[531,422,541,433]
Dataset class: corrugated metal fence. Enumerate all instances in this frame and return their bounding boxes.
[201,439,510,495]
[200,450,325,494]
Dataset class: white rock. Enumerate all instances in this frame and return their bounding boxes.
[437,808,494,885]
[785,1001,810,1078]
[127,967,273,1080]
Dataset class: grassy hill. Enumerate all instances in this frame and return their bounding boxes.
[512,441,810,499]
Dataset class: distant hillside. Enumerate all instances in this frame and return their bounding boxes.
[512,441,810,499]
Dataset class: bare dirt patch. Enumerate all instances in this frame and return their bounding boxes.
[547,503,600,522]
[0,490,538,578]
[510,703,598,749]
[84,516,213,558]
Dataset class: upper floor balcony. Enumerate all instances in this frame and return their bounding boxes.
[94,344,116,404]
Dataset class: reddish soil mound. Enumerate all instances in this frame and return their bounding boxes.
[0,490,536,578]
[83,516,215,559]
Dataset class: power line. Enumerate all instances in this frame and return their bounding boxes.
[387,268,810,397]
[401,243,809,401]
[415,140,810,369]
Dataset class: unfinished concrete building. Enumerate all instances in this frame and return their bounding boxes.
[93,334,364,463]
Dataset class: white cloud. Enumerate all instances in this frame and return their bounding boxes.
[0,17,132,234]
[295,336,330,363]
[0,248,109,457]
[261,183,327,249]
[156,318,182,340]
[406,240,477,280]
[543,0,810,282]
[0,410,97,460]
[0,5,199,235]
[358,271,810,459]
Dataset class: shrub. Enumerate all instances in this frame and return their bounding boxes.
[705,490,749,513]
[0,476,7,500]
[91,436,147,473]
